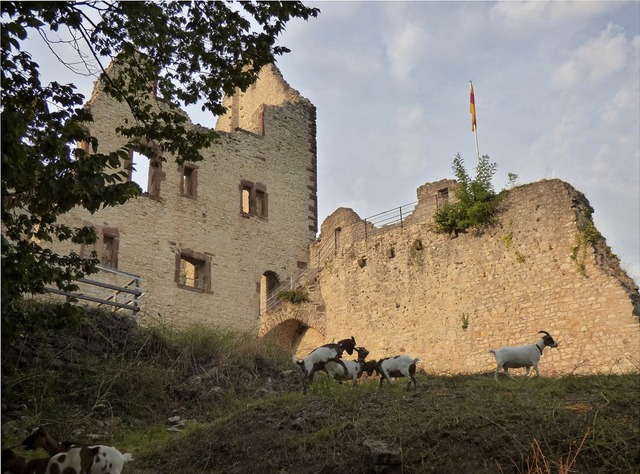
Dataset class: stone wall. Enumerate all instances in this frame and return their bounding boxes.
[279,179,639,375]
[53,64,317,331]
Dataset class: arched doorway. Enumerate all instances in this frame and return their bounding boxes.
[260,270,280,315]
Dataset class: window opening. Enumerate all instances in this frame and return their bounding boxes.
[180,256,204,289]
[102,235,115,267]
[242,187,251,214]
[437,187,449,209]
[175,249,212,293]
[240,180,268,218]
[101,227,119,269]
[181,164,198,197]
[256,189,265,217]
[260,270,280,314]
[129,150,150,193]
[77,140,90,154]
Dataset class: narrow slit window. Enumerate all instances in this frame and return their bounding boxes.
[103,235,115,267]
[101,227,119,269]
[242,187,251,214]
[181,164,199,198]
[437,188,449,207]
[256,189,268,218]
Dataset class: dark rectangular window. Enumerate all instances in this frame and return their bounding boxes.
[101,227,119,269]
[180,164,199,198]
[437,188,449,209]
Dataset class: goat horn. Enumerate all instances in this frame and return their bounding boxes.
[538,330,551,336]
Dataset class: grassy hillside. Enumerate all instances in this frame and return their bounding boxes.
[1,305,638,473]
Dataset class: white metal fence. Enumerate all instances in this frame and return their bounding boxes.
[46,264,146,314]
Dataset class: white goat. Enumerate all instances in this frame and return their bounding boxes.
[365,355,420,391]
[293,336,357,393]
[324,346,369,385]
[45,445,133,474]
[489,330,559,380]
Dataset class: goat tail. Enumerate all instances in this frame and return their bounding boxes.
[122,453,134,463]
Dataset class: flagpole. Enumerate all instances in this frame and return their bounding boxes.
[470,81,480,165]
[474,123,480,166]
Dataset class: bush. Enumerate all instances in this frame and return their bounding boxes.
[276,288,310,304]
[435,153,503,234]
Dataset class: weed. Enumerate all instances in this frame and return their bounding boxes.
[461,312,470,330]
[503,230,513,248]
[516,429,591,474]
[570,208,602,276]
[276,288,310,304]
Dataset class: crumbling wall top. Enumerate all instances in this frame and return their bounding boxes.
[319,207,363,240]
[215,63,312,133]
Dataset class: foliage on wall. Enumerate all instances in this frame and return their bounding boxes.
[276,288,310,304]
[434,153,503,235]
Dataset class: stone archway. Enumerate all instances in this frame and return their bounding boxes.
[261,318,325,357]
[259,301,327,355]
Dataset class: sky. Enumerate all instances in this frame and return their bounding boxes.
[264,1,640,284]
[22,1,640,284]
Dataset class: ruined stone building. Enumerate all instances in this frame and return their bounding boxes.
[262,179,640,376]
[55,63,318,330]
[50,64,638,376]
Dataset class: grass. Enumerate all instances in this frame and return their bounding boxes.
[1,305,639,473]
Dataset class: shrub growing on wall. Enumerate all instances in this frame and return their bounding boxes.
[276,289,310,304]
[435,153,502,234]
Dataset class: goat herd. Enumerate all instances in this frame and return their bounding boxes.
[292,330,559,393]
[1,332,558,473]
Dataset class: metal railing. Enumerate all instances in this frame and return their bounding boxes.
[363,201,418,238]
[264,267,309,311]
[264,200,421,310]
[46,264,146,314]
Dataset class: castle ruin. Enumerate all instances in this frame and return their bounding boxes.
[51,65,639,376]
[54,63,317,330]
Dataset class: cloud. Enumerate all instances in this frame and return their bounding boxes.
[391,105,429,177]
[601,81,640,126]
[490,1,614,32]
[381,5,427,83]
[552,23,628,89]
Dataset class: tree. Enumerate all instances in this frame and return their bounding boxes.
[1,1,319,314]
[434,153,501,235]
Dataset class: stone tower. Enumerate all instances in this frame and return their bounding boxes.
[55,63,318,330]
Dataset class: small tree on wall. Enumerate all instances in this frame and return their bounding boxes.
[434,153,501,235]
